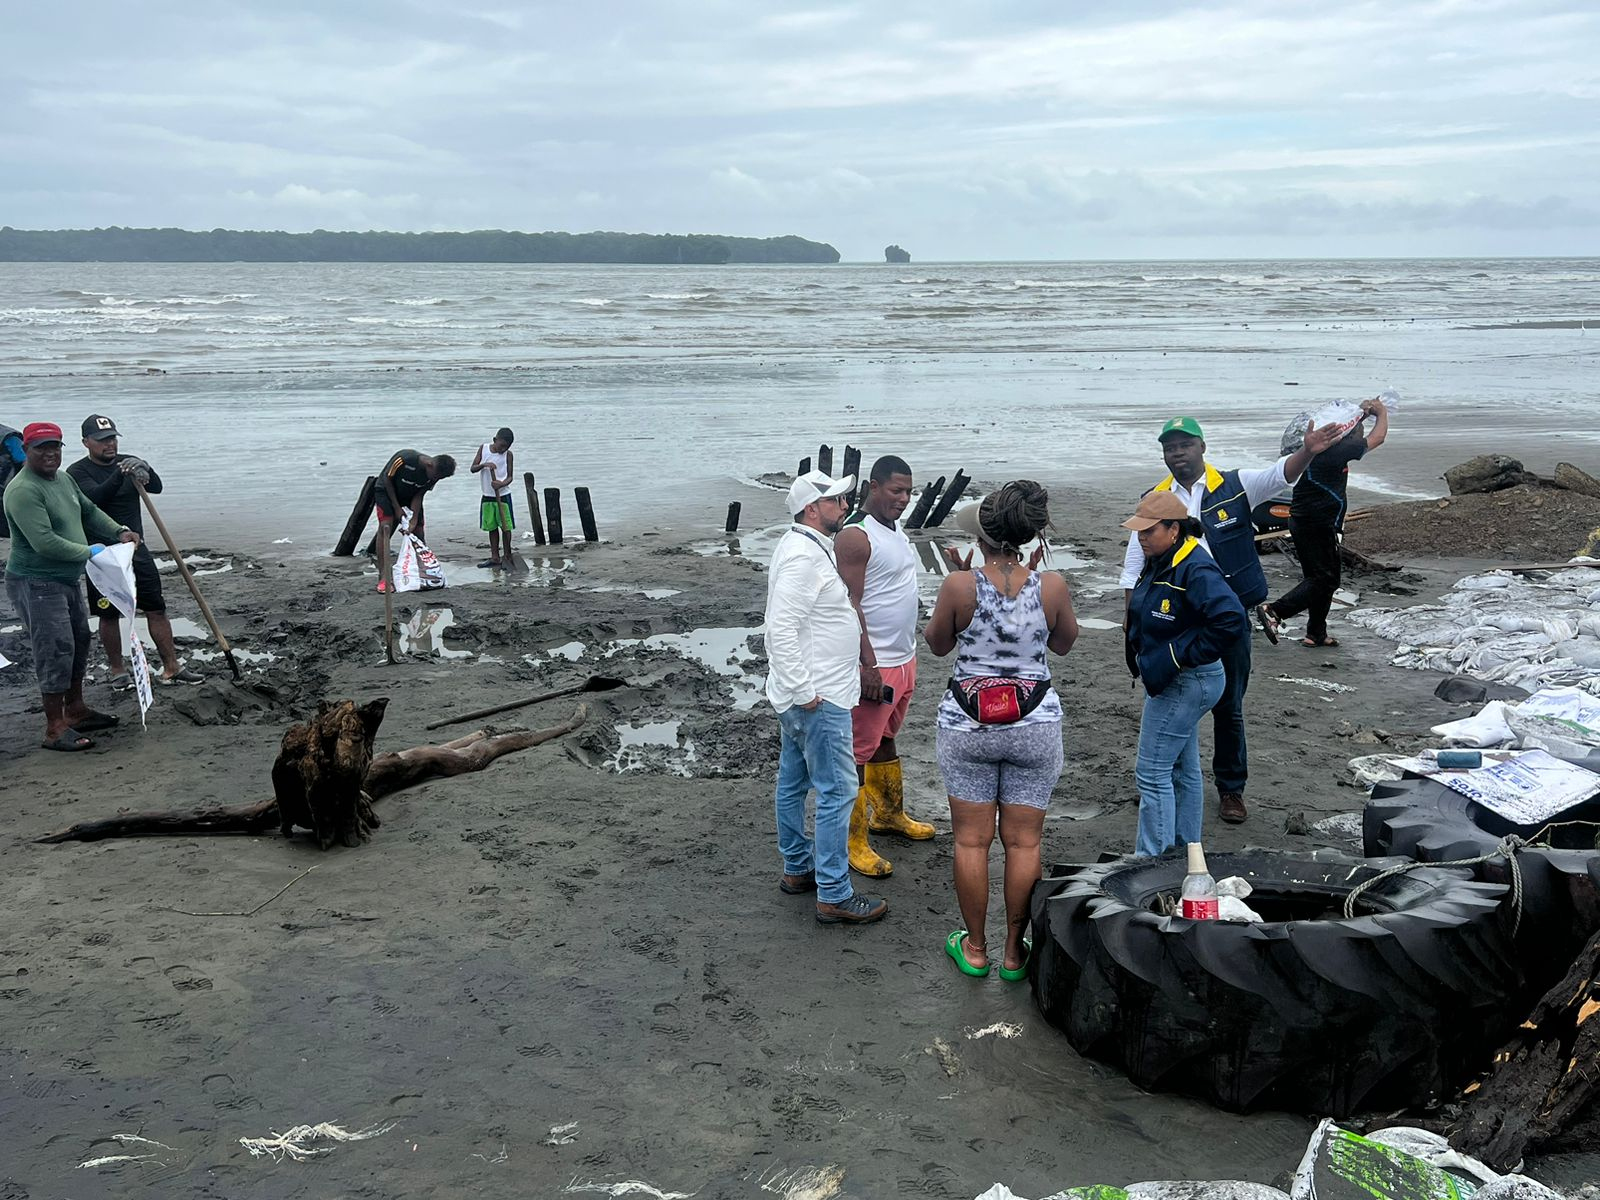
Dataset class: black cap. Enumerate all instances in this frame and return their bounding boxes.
[82,414,119,441]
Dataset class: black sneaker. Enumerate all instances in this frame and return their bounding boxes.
[816,893,888,925]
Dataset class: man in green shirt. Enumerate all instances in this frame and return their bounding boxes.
[3,422,141,751]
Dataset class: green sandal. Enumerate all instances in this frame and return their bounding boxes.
[998,940,1032,983]
[945,929,991,978]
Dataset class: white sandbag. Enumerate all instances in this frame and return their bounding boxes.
[1290,1119,1557,1200]
[1128,1184,1290,1200]
[391,533,446,593]
[1430,701,1514,747]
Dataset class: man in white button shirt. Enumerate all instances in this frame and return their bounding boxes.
[765,470,890,925]
[1119,415,1341,827]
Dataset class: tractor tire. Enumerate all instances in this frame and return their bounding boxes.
[1030,848,1519,1116]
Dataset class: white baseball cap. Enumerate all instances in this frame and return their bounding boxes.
[787,470,855,514]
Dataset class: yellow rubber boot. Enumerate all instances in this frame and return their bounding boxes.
[866,759,936,840]
[848,788,893,877]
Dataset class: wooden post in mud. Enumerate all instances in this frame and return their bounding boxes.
[575,487,600,542]
[817,444,833,476]
[924,469,970,528]
[841,446,861,504]
[798,455,811,476]
[904,476,945,530]
[544,488,564,543]
[523,472,546,546]
[725,502,741,533]
[333,477,376,557]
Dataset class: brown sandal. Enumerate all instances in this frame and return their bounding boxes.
[1301,635,1339,648]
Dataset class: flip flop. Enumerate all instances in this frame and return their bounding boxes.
[1301,636,1340,648]
[998,940,1033,983]
[945,929,991,978]
[43,729,95,752]
[72,711,120,733]
[1255,604,1280,645]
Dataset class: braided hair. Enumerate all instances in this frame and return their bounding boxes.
[978,480,1051,553]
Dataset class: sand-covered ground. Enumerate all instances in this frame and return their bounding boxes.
[0,478,1592,1197]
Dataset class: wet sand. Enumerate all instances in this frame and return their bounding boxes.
[0,478,1581,1196]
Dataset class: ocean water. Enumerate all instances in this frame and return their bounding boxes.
[2,259,1596,552]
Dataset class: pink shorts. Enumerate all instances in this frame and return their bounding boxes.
[852,659,917,764]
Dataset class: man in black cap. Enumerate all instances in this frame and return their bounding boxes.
[67,414,203,687]
[1120,414,1341,825]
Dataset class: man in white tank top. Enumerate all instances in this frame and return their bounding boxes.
[836,455,937,877]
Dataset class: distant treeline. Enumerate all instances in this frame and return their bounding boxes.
[0,226,841,265]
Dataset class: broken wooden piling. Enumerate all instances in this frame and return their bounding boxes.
[575,487,599,542]
[904,476,946,531]
[523,472,546,545]
[924,470,970,528]
[725,502,741,533]
[333,476,377,556]
[544,487,564,543]
[817,444,833,476]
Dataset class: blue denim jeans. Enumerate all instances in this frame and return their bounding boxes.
[774,701,858,904]
[1211,630,1251,795]
[1135,661,1227,857]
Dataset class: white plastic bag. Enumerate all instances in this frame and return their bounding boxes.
[391,533,446,593]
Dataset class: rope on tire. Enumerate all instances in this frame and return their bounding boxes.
[1343,836,1528,935]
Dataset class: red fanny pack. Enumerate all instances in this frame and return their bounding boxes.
[948,677,1051,725]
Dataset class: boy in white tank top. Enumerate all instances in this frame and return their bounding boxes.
[470,427,515,568]
[835,455,938,877]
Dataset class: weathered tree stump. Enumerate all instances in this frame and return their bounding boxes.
[1451,925,1600,1170]
[272,698,389,849]
[36,703,589,847]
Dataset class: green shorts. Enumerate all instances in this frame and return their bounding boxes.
[479,496,515,532]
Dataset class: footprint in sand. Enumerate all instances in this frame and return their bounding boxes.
[163,965,213,992]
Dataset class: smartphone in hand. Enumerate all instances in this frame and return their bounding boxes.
[880,685,895,705]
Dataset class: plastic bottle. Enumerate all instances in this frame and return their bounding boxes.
[1180,843,1219,921]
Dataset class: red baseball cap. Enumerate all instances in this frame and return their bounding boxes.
[22,422,64,447]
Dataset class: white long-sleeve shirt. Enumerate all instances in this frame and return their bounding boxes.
[764,525,863,714]
[1118,459,1290,589]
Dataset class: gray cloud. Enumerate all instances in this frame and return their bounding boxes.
[4,0,1597,258]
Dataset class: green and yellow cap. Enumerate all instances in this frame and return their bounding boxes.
[1158,415,1205,442]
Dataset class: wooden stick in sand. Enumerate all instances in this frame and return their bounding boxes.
[375,522,398,664]
[522,471,546,545]
[424,675,628,731]
[132,478,242,681]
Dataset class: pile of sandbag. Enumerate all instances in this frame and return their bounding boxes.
[974,1119,1561,1200]
[1349,566,1600,694]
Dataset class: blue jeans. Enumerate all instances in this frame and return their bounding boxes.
[1135,661,1227,857]
[1211,630,1251,795]
[774,702,858,904]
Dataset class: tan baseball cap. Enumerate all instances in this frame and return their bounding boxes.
[1121,491,1190,530]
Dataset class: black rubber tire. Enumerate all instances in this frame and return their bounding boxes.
[1029,848,1520,1116]
[1364,774,1600,988]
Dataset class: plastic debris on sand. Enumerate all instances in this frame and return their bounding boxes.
[238,1120,397,1162]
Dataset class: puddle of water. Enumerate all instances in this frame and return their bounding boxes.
[398,605,474,659]
[547,641,587,661]
[1078,618,1122,631]
[156,615,210,642]
[589,585,682,600]
[605,720,698,775]
[190,647,278,665]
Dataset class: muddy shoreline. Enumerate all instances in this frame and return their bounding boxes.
[0,479,1591,1196]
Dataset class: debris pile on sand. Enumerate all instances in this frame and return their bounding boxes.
[1346,485,1600,563]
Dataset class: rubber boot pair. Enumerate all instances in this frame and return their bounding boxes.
[847,758,935,877]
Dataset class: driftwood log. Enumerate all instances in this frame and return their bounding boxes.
[1450,925,1600,1170]
[36,701,588,846]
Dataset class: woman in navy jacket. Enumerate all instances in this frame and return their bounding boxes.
[1122,491,1248,856]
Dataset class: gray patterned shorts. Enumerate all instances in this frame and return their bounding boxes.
[935,720,1064,810]
[5,576,91,694]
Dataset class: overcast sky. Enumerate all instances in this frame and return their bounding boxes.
[6,1,1598,260]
